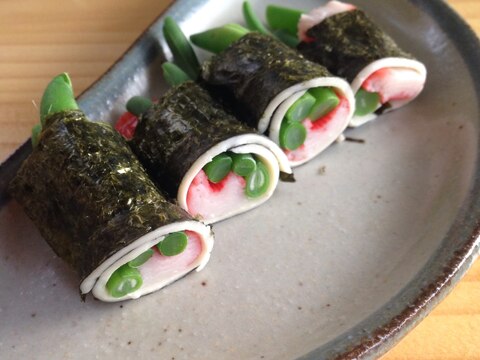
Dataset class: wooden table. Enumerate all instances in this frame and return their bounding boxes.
[0,1,478,358]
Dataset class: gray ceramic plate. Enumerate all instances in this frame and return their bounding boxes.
[1,0,479,359]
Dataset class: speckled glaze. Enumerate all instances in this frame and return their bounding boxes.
[0,1,479,359]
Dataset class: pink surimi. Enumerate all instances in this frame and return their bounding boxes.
[298,1,356,41]
[186,170,247,221]
[139,231,203,285]
[286,96,350,164]
[362,68,426,109]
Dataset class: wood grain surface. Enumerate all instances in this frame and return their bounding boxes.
[0,0,478,359]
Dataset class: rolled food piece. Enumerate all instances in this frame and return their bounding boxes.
[9,74,214,302]
[198,31,355,167]
[293,1,427,127]
[121,81,293,224]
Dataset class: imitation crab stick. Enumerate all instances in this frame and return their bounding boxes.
[262,1,426,127]
[10,73,214,302]
[115,19,293,224]
[116,82,292,224]
[191,25,355,167]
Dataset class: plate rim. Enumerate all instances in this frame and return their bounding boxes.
[302,1,480,358]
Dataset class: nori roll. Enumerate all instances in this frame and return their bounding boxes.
[268,1,427,127]
[193,30,355,167]
[9,74,214,302]
[116,81,293,224]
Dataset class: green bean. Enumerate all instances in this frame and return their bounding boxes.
[266,5,303,37]
[162,62,191,87]
[279,121,307,151]
[242,1,270,35]
[203,153,233,183]
[31,123,42,148]
[126,96,153,116]
[163,16,200,80]
[225,23,252,33]
[190,24,250,54]
[106,264,143,298]
[273,29,300,47]
[231,153,257,177]
[245,161,270,198]
[308,87,340,120]
[354,89,380,116]
[40,73,79,126]
[157,232,188,257]
[285,92,316,123]
[128,249,154,268]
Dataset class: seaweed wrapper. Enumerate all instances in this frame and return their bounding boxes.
[297,9,413,83]
[201,32,331,128]
[9,110,191,281]
[129,81,254,196]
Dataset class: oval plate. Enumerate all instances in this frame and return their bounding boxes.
[0,1,479,359]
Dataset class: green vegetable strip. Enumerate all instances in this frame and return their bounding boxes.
[40,73,79,127]
[266,5,304,37]
[285,92,316,123]
[163,16,201,80]
[245,161,270,198]
[162,62,192,87]
[354,89,380,116]
[190,24,250,54]
[157,232,188,256]
[126,96,153,116]
[224,23,252,33]
[231,153,257,177]
[31,123,42,148]
[242,1,270,35]
[106,264,143,298]
[279,121,307,151]
[203,153,233,183]
[128,249,154,268]
[273,29,300,47]
[308,87,340,120]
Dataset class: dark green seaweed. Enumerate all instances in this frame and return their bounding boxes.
[9,110,191,281]
[297,9,413,83]
[201,32,331,129]
[129,81,256,196]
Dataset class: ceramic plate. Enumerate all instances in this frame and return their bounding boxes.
[1,1,479,359]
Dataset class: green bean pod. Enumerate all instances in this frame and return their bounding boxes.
[126,96,153,117]
[163,16,201,79]
[273,29,300,47]
[266,5,304,37]
[190,24,250,54]
[40,73,79,126]
[162,62,192,87]
[242,1,270,35]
